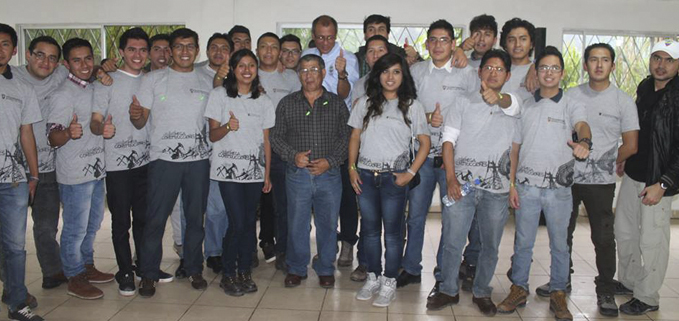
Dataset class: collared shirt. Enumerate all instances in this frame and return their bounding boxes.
[67,73,89,88]
[2,65,13,79]
[302,42,359,109]
[270,89,350,168]
[534,89,564,103]
[427,57,454,73]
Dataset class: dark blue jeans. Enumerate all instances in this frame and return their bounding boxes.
[271,152,288,255]
[358,170,408,278]
[0,183,29,311]
[219,182,262,276]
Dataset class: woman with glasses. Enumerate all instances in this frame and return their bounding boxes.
[204,49,274,297]
[348,53,430,307]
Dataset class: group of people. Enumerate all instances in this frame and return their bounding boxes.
[0,11,677,321]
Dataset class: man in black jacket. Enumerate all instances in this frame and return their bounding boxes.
[616,39,679,315]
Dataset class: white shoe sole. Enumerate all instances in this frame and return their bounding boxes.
[119,288,136,296]
[372,299,393,308]
[67,290,104,300]
[265,256,276,263]
[136,275,174,283]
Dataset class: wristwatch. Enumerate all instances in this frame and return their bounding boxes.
[660,182,669,190]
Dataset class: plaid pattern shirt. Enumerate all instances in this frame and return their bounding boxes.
[271,89,350,168]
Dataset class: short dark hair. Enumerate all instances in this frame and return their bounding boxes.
[0,23,17,47]
[535,45,564,69]
[207,33,233,52]
[363,14,391,34]
[584,43,616,62]
[257,32,280,47]
[223,49,260,99]
[169,28,199,48]
[312,15,338,36]
[427,19,455,40]
[480,49,512,71]
[228,25,251,39]
[119,27,150,50]
[29,36,61,60]
[365,35,390,51]
[62,38,93,61]
[297,54,325,71]
[470,14,498,37]
[150,33,170,46]
[500,18,536,55]
[280,34,301,49]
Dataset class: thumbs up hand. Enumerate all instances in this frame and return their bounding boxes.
[69,113,83,139]
[129,95,143,120]
[335,49,347,74]
[216,62,230,80]
[480,81,501,105]
[567,140,590,160]
[103,114,116,139]
[227,111,239,131]
[430,103,443,128]
[404,38,419,65]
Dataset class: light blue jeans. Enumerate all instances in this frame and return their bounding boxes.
[0,183,30,311]
[204,180,228,258]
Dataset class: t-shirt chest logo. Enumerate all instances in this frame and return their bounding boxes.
[189,88,209,100]
[441,85,463,91]
[598,112,618,120]
[272,88,290,93]
[547,116,565,124]
[1,93,22,105]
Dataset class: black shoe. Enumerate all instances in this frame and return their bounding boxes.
[597,294,619,317]
[42,272,68,289]
[189,274,208,290]
[206,256,223,274]
[428,281,441,299]
[473,296,497,317]
[613,280,633,295]
[238,272,258,293]
[262,243,276,263]
[535,281,572,297]
[251,251,260,268]
[458,261,468,280]
[426,292,459,310]
[219,275,244,297]
[396,270,421,288]
[2,291,37,309]
[506,267,512,282]
[619,298,658,315]
[7,303,43,321]
[275,253,287,271]
[138,278,156,298]
[158,270,174,283]
[117,272,136,296]
[461,264,476,292]
[175,259,187,279]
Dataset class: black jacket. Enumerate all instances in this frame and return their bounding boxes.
[637,75,679,196]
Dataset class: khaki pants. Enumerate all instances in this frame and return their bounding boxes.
[615,174,672,306]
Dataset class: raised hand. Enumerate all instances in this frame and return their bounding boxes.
[129,95,143,120]
[480,81,500,105]
[227,111,239,131]
[69,113,83,139]
[430,103,443,127]
[103,114,116,139]
[567,140,590,160]
[335,49,347,74]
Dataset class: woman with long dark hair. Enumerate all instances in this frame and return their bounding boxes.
[204,49,274,296]
[348,53,430,307]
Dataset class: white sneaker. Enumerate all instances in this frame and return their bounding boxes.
[356,272,381,300]
[372,276,396,307]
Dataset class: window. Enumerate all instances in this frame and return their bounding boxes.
[279,23,464,60]
[19,24,184,64]
[562,30,678,98]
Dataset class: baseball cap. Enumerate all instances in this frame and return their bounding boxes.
[651,39,679,59]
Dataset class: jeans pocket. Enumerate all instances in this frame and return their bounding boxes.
[554,187,572,201]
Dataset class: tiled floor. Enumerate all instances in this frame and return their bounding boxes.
[9,211,679,320]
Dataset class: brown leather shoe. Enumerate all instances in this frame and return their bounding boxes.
[473,296,498,317]
[498,284,528,313]
[318,275,335,288]
[67,273,104,300]
[85,264,114,284]
[550,290,573,321]
[426,292,459,310]
[284,273,307,287]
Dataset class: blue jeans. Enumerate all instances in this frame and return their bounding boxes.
[205,180,228,258]
[271,152,288,254]
[0,183,29,311]
[286,165,341,277]
[219,182,262,276]
[358,170,408,278]
[463,217,481,266]
[405,157,446,276]
[440,188,509,297]
[510,184,572,292]
[59,179,106,278]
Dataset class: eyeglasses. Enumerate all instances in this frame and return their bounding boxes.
[172,44,197,51]
[537,65,562,73]
[299,67,321,75]
[281,49,301,56]
[427,37,452,45]
[482,65,506,73]
[314,35,336,42]
[31,51,59,63]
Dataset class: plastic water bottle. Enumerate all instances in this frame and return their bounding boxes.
[442,178,481,207]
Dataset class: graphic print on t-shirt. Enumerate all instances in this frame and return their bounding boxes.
[160,126,210,160]
[358,150,409,172]
[114,139,150,169]
[80,147,106,179]
[518,158,575,189]
[455,147,511,191]
[214,143,265,181]
[573,145,616,184]
[0,142,26,182]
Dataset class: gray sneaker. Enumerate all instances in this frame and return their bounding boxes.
[356,272,380,300]
[337,241,354,267]
[350,265,367,282]
[597,294,619,317]
[536,281,572,297]
[372,276,397,307]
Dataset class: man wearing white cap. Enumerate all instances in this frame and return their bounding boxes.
[615,39,679,315]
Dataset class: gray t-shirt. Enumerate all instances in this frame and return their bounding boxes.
[14,65,68,173]
[136,68,212,162]
[92,70,150,172]
[204,88,275,182]
[504,63,533,101]
[410,60,479,158]
[568,83,639,184]
[259,69,301,109]
[348,97,429,171]
[195,63,216,86]
[448,92,519,193]
[0,71,42,183]
[48,80,106,185]
[350,75,368,106]
[514,91,587,189]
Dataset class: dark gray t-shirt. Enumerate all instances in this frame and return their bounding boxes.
[93,70,150,172]
[567,84,639,184]
[48,80,106,185]
[204,88,275,182]
[14,65,68,173]
[259,69,301,109]
[348,97,429,171]
[514,92,587,189]
[448,93,519,193]
[136,68,212,162]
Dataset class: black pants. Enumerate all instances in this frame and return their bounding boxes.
[271,152,288,254]
[338,162,359,245]
[31,171,63,277]
[140,160,209,280]
[567,183,617,295]
[106,165,147,276]
[258,192,275,247]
